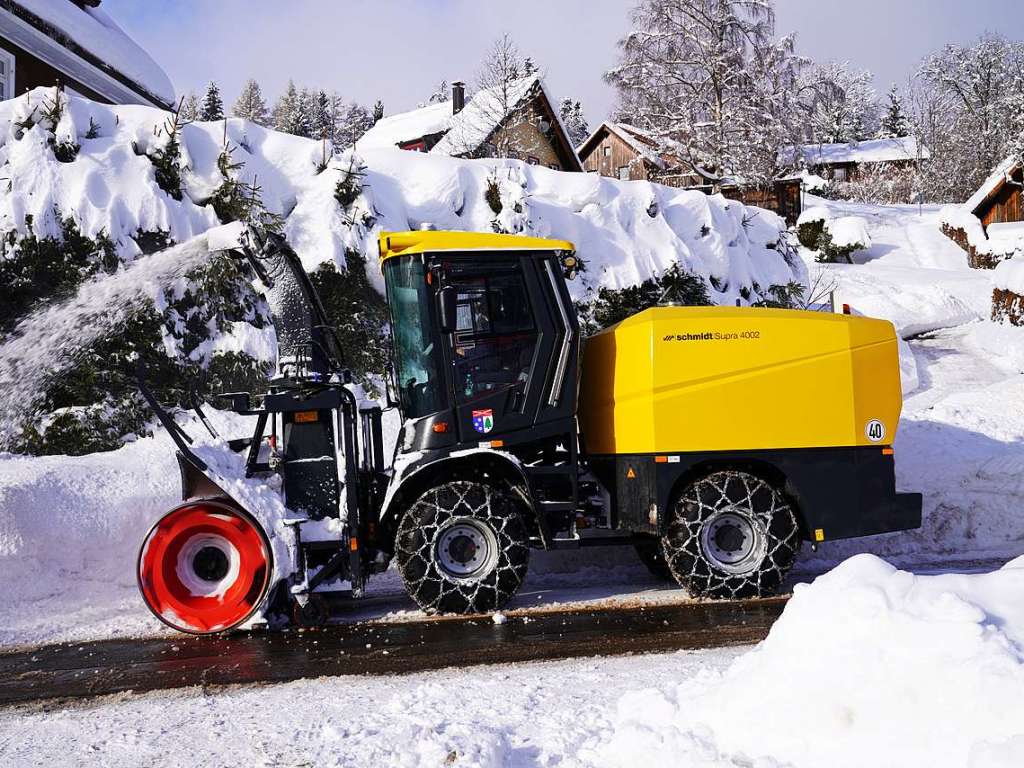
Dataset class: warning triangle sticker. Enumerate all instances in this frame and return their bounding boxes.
[626,467,636,479]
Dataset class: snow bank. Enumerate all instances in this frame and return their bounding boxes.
[0,88,801,306]
[992,255,1024,294]
[597,554,1024,768]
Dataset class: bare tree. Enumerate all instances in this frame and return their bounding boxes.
[444,34,545,159]
[605,0,806,188]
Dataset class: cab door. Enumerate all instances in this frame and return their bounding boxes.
[441,258,554,443]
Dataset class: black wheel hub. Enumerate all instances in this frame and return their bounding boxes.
[193,545,230,582]
[713,523,746,554]
[447,534,478,565]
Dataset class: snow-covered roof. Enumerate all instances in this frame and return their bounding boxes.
[431,74,540,156]
[964,156,1022,215]
[357,101,453,149]
[2,0,174,106]
[779,137,929,167]
[359,74,581,170]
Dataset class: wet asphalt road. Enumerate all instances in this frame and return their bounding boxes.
[0,597,787,707]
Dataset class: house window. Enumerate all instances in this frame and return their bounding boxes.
[526,156,539,165]
[833,166,847,182]
[618,166,630,180]
[0,47,16,100]
[548,163,559,170]
[603,146,611,158]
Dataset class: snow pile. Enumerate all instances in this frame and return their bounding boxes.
[596,554,1024,768]
[796,205,828,226]
[0,87,800,306]
[992,254,1024,294]
[828,215,871,249]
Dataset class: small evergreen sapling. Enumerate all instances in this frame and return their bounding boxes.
[201,81,225,121]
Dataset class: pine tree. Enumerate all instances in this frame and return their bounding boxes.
[311,90,333,140]
[272,80,306,136]
[428,80,449,104]
[878,84,911,138]
[232,78,269,125]
[338,102,373,147]
[559,98,590,146]
[201,81,224,122]
[296,88,315,138]
[372,100,384,124]
[180,92,200,122]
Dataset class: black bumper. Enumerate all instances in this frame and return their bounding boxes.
[589,445,923,543]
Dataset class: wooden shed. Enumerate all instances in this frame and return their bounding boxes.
[942,157,1024,269]
[578,122,802,224]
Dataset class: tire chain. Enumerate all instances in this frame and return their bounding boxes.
[395,480,530,614]
[663,470,800,599]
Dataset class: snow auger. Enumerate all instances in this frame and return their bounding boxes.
[137,226,922,634]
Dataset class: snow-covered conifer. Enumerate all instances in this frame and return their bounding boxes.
[179,92,200,122]
[878,85,911,138]
[200,81,224,122]
[559,98,590,146]
[232,79,269,126]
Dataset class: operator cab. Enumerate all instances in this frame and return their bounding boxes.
[379,231,581,456]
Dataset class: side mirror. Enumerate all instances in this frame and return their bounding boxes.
[437,285,458,333]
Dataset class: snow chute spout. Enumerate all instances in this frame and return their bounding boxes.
[138,499,272,634]
[215,225,345,380]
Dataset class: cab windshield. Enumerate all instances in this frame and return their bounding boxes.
[384,257,445,418]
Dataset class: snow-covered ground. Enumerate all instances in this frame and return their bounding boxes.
[4,555,1024,767]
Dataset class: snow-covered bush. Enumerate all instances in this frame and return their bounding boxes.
[796,205,829,248]
[797,207,872,263]
[575,263,711,335]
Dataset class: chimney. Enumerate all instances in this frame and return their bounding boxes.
[452,81,465,114]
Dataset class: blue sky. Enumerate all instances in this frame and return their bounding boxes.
[104,0,1024,124]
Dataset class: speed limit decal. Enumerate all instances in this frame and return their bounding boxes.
[865,419,886,443]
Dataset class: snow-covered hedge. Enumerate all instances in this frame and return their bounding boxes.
[0,87,803,454]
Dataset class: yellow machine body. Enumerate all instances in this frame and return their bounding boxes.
[578,306,903,456]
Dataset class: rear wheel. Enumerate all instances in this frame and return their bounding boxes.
[662,470,799,599]
[395,480,530,614]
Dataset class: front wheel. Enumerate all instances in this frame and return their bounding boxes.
[662,470,799,599]
[395,480,530,614]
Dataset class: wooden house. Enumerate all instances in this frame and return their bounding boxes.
[359,76,582,172]
[0,0,173,108]
[577,121,704,186]
[779,137,928,182]
[942,157,1024,269]
[578,122,802,224]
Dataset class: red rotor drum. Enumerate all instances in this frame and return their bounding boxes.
[138,500,272,634]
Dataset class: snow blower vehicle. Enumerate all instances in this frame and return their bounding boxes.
[137,225,922,634]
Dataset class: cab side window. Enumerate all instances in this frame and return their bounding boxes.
[451,270,537,405]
